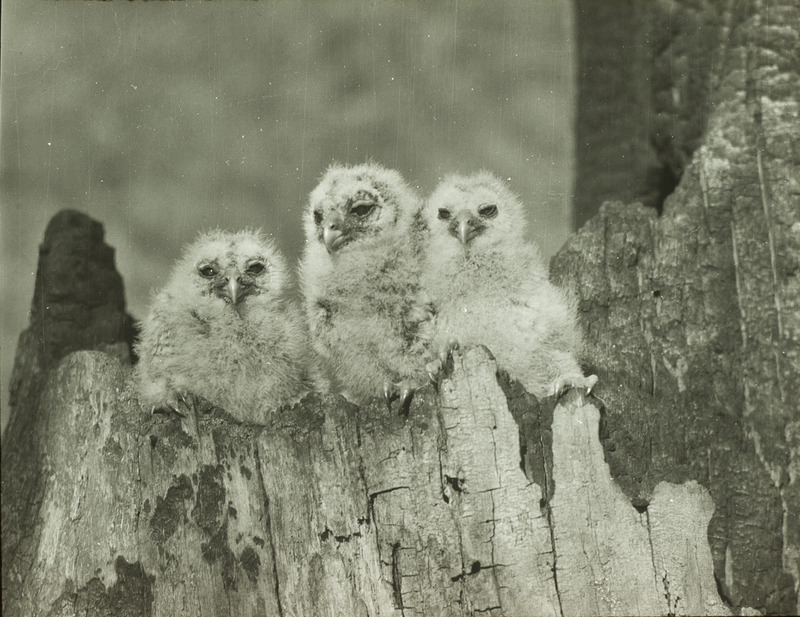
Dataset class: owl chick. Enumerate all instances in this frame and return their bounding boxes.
[135,229,311,425]
[422,171,597,398]
[299,162,432,410]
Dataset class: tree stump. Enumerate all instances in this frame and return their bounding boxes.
[1,208,739,616]
[1,257,731,615]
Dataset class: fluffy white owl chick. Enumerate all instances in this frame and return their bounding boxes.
[135,229,310,423]
[422,171,596,398]
[299,162,432,409]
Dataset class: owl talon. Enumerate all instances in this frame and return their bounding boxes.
[383,381,398,409]
[426,363,441,385]
[444,338,459,358]
[179,392,200,410]
[178,394,201,440]
[398,384,415,416]
[547,374,599,399]
[151,397,186,418]
[383,381,415,415]
[427,339,460,385]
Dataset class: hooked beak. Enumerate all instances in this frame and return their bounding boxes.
[455,216,484,246]
[323,226,346,254]
[225,276,241,304]
[218,269,251,305]
[458,220,472,245]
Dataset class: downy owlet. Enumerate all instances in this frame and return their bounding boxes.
[299,162,432,409]
[422,172,597,398]
[135,229,310,423]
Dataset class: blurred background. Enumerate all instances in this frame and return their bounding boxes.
[1,0,575,433]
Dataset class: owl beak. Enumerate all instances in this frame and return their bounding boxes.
[225,276,241,304]
[456,217,483,245]
[220,270,253,305]
[458,220,471,245]
[323,226,346,254]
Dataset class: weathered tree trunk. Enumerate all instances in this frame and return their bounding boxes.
[1,237,730,616]
[0,209,736,617]
[563,0,799,614]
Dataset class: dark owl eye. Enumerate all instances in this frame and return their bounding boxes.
[246,262,265,275]
[478,204,498,219]
[350,202,376,217]
[438,209,452,220]
[313,210,323,225]
[198,265,217,278]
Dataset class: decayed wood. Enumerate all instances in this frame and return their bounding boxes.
[550,400,729,616]
[562,1,800,614]
[2,335,730,616]
[1,210,138,617]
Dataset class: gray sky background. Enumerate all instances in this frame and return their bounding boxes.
[1,0,575,433]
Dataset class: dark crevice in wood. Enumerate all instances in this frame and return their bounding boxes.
[443,474,465,494]
[643,509,665,615]
[496,369,554,499]
[663,571,681,617]
[450,560,500,583]
[252,442,284,617]
[437,450,450,504]
[542,490,563,617]
[390,542,404,611]
[645,162,680,216]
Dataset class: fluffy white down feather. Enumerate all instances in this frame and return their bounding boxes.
[422,171,595,397]
[135,229,310,421]
[299,162,432,403]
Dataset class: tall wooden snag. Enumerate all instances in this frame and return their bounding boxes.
[564,0,799,614]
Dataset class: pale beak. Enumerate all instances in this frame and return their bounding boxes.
[226,275,241,305]
[453,211,485,246]
[458,219,472,245]
[323,226,345,253]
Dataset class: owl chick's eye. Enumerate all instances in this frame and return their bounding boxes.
[438,209,452,220]
[478,204,498,219]
[198,265,217,278]
[246,262,266,275]
[313,210,323,225]
[350,202,376,217]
